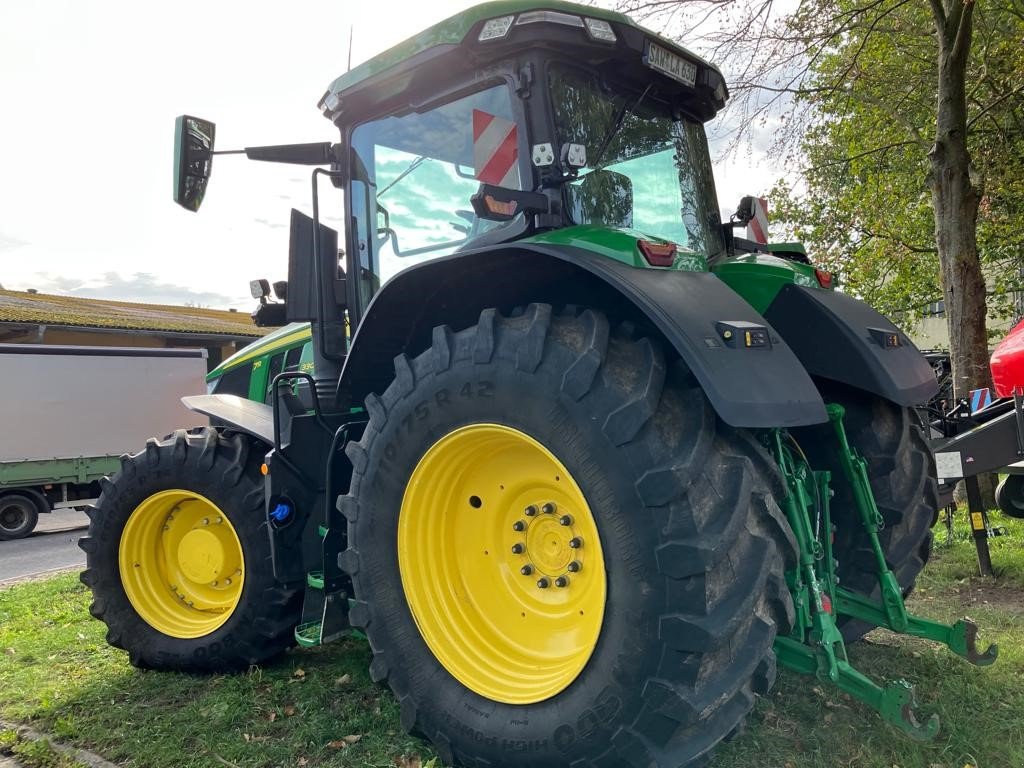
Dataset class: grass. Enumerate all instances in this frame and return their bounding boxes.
[1,727,87,768]
[1,513,1022,768]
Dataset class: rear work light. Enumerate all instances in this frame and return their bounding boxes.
[638,240,677,267]
[515,10,584,28]
[478,15,514,41]
[815,268,834,289]
[584,18,617,43]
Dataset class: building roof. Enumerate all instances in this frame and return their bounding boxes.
[0,290,266,338]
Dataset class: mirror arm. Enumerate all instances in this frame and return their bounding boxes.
[213,142,339,165]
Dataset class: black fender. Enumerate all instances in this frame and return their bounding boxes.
[181,394,274,445]
[762,284,939,407]
[339,244,828,428]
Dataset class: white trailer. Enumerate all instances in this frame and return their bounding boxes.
[0,344,207,539]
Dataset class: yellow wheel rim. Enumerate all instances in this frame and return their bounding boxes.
[398,424,606,704]
[119,489,244,639]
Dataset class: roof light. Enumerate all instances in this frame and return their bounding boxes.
[515,11,584,28]
[815,268,834,289]
[584,18,617,43]
[638,240,677,267]
[479,15,514,41]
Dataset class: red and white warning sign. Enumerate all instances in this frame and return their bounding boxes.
[746,197,769,244]
[473,110,519,188]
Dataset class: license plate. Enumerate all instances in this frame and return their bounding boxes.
[645,41,697,87]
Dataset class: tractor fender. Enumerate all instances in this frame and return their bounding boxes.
[339,244,828,428]
[762,283,939,406]
[181,394,275,445]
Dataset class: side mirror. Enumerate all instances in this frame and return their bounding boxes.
[733,195,757,225]
[173,115,216,212]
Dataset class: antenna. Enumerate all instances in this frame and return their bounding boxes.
[346,25,354,72]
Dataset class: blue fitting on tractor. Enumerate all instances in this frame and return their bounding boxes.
[270,501,293,524]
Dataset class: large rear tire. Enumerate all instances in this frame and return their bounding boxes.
[794,388,939,641]
[79,428,302,671]
[341,305,796,768]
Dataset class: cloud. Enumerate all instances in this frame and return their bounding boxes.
[254,217,286,229]
[0,232,29,252]
[26,271,241,309]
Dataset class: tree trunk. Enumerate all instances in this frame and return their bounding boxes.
[929,0,996,507]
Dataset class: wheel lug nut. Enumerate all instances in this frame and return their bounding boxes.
[536,577,550,589]
[569,537,583,549]
[512,520,526,532]
[224,578,232,586]
[542,502,556,515]
[511,543,525,554]
[202,518,209,526]
[559,515,573,526]
[568,560,582,573]
[555,576,569,588]
[520,564,534,576]
[525,505,538,517]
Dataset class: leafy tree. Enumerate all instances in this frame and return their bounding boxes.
[619,0,1024,398]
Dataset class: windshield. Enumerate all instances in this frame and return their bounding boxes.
[549,64,724,258]
[349,82,530,287]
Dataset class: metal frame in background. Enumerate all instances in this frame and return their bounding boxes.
[925,392,1024,577]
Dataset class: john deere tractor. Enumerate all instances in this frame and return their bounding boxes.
[80,3,996,765]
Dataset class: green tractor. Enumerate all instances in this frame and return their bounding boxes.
[80,3,996,765]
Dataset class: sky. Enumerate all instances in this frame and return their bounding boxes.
[0,0,787,310]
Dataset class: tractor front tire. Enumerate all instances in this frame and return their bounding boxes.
[341,305,796,768]
[79,428,302,671]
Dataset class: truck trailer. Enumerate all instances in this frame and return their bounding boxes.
[0,344,207,539]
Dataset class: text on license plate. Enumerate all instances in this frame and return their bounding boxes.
[645,41,697,87]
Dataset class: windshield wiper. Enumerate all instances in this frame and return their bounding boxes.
[589,84,653,170]
[378,155,430,198]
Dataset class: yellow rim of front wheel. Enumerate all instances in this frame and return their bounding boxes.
[398,424,606,704]
[119,489,244,639]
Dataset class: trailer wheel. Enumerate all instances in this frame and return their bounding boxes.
[995,474,1024,519]
[341,305,796,768]
[795,388,939,641]
[0,493,40,541]
[79,428,301,671]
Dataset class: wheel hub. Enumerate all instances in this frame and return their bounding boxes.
[398,423,606,705]
[177,529,227,584]
[521,505,582,581]
[1,505,26,529]
[119,490,244,638]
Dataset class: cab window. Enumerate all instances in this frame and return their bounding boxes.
[210,363,252,397]
[349,82,530,295]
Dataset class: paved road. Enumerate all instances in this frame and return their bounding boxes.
[0,508,89,585]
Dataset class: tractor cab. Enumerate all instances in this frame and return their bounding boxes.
[322,4,729,310]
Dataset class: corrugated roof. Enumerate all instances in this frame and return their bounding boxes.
[0,290,266,338]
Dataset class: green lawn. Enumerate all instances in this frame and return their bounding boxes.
[2,513,1022,768]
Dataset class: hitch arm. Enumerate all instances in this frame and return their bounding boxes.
[774,637,940,741]
[836,587,998,666]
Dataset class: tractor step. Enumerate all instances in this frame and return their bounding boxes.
[307,570,325,589]
[294,620,324,648]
